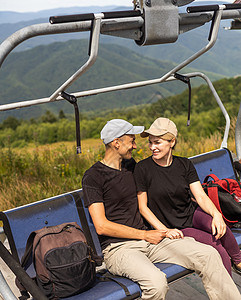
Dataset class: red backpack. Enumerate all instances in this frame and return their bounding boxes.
[202,174,241,226]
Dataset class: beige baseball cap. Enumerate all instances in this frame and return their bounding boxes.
[141,117,177,138]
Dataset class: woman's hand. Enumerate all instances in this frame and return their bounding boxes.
[165,228,184,240]
[212,212,226,239]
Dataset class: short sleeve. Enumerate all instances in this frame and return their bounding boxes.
[187,159,200,184]
[134,162,148,192]
[82,172,104,207]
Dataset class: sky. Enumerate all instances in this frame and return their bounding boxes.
[0,0,233,13]
[0,0,132,12]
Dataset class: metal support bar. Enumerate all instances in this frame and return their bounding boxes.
[235,103,241,160]
[189,73,230,149]
[0,241,48,300]
[49,13,103,102]
[0,9,241,68]
[187,3,241,13]
[0,8,223,112]
[0,270,17,300]
[0,17,143,68]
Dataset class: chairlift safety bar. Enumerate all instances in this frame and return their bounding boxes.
[0,8,224,110]
[49,10,142,24]
[187,3,241,13]
[0,4,239,151]
[49,14,103,102]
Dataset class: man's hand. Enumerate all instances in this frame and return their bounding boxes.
[144,230,167,244]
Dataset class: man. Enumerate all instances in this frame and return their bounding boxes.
[82,119,241,300]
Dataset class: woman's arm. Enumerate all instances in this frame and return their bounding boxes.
[137,191,184,239]
[190,181,226,239]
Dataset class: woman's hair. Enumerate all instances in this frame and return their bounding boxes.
[160,133,177,150]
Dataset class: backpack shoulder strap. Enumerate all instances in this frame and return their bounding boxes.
[203,174,220,183]
[97,271,131,298]
[21,231,37,268]
[207,185,237,224]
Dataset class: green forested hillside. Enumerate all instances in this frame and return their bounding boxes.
[1,76,240,148]
[0,39,223,121]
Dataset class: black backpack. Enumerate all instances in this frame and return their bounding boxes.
[16,222,101,299]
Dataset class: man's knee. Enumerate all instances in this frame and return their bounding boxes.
[142,270,169,300]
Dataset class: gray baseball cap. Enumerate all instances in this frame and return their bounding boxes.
[100,119,144,144]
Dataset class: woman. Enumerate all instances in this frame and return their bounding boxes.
[134,117,241,276]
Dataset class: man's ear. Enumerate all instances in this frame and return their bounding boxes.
[112,138,120,150]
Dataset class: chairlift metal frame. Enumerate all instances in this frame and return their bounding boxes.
[0,3,240,153]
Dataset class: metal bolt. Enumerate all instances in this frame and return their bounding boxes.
[145,0,151,7]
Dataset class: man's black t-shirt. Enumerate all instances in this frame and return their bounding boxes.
[134,156,199,229]
[82,161,147,250]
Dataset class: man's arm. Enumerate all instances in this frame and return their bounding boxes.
[89,202,166,245]
[137,191,184,239]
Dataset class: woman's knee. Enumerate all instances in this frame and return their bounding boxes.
[192,207,212,231]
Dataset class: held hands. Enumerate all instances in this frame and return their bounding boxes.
[144,228,184,244]
[165,228,184,240]
[144,229,167,244]
[211,212,226,239]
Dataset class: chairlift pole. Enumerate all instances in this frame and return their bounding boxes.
[235,104,241,160]
[0,270,17,300]
[49,13,103,102]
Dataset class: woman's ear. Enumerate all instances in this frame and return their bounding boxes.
[171,138,176,148]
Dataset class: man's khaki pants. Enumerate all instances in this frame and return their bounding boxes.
[103,237,241,300]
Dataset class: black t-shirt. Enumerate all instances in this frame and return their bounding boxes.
[82,160,147,250]
[134,156,199,229]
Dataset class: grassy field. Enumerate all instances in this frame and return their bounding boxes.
[0,120,237,211]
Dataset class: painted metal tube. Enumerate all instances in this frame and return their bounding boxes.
[0,272,17,300]
[190,73,230,149]
[0,9,223,112]
[0,22,91,69]
[1,8,241,69]
[49,14,103,101]
[0,241,48,300]
[0,17,143,68]
[235,103,241,160]
[0,271,17,300]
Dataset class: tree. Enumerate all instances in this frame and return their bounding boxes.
[2,116,21,130]
[41,110,57,123]
[58,110,66,119]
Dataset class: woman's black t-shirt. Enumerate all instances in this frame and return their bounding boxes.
[134,156,199,229]
[82,161,147,250]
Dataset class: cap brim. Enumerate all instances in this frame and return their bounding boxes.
[127,126,145,135]
[140,128,168,138]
